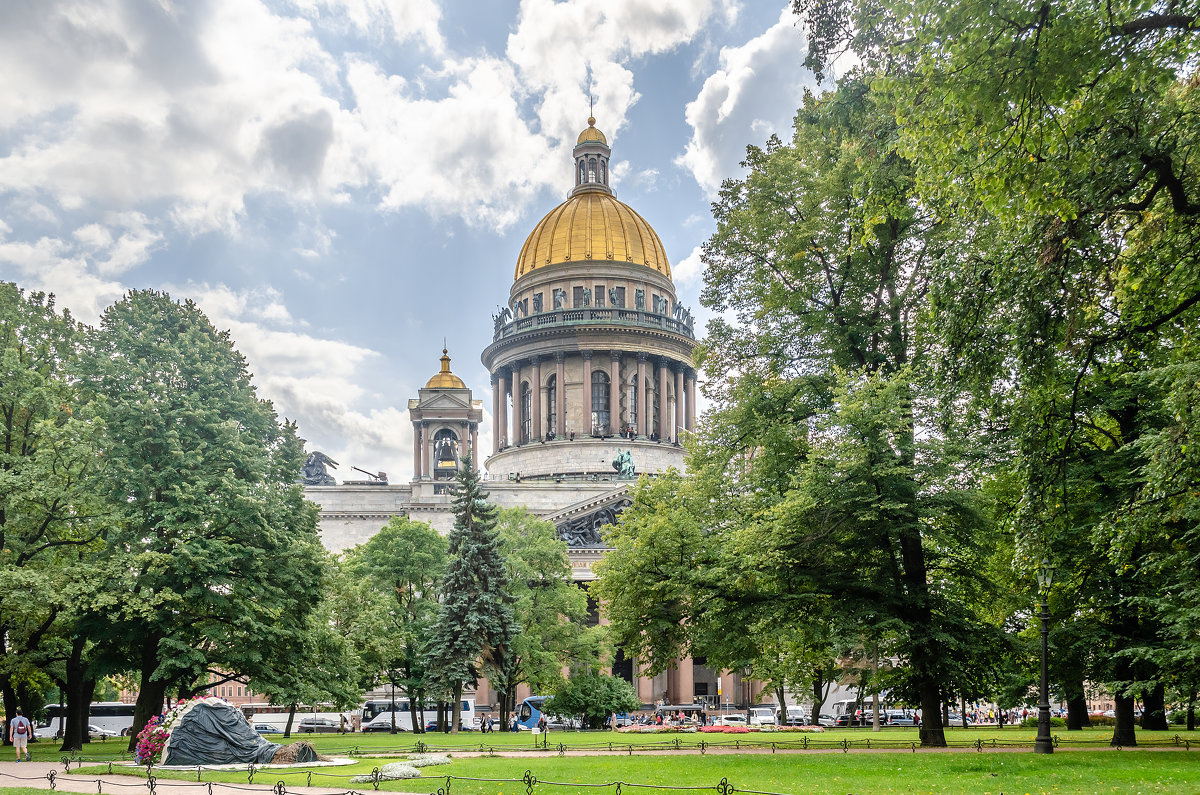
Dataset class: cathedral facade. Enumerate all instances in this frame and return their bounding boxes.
[306,118,764,712]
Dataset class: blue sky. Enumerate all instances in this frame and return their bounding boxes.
[0,0,821,482]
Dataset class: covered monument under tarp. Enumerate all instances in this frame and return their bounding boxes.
[162,700,315,766]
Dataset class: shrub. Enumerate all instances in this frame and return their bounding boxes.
[1020,716,1066,728]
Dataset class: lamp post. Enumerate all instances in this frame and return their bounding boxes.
[1034,557,1055,754]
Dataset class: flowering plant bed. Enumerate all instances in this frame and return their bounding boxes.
[134,696,218,764]
[616,725,699,733]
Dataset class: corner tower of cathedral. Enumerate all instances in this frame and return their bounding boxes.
[482,117,698,481]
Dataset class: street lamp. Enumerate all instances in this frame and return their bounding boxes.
[1034,557,1055,754]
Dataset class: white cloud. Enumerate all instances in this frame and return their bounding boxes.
[673,244,704,287]
[677,5,814,194]
[289,0,444,51]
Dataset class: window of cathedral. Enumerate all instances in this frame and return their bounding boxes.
[521,383,532,444]
[573,286,586,307]
[594,285,605,307]
[629,374,639,432]
[591,370,610,435]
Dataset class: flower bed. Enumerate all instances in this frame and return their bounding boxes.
[134,696,221,765]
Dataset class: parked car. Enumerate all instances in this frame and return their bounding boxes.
[817,714,835,727]
[88,724,119,740]
[362,713,404,732]
[748,707,777,726]
[252,723,280,734]
[884,709,919,726]
[298,718,338,733]
[34,725,62,740]
[712,714,748,727]
[946,714,976,726]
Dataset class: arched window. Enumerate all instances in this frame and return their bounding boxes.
[591,370,610,435]
[579,160,586,184]
[546,374,557,436]
[520,382,532,444]
[629,374,638,433]
[589,157,597,182]
[433,428,459,479]
[600,159,607,184]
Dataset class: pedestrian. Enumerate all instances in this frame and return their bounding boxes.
[9,708,32,762]
[511,715,518,732]
[536,714,548,748]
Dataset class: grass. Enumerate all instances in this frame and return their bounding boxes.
[59,728,1200,795]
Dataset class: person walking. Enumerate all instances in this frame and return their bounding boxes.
[9,708,32,762]
[536,714,548,748]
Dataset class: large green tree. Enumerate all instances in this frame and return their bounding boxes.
[0,283,109,751]
[343,515,447,734]
[492,508,600,730]
[427,455,517,734]
[79,290,328,748]
[791,0,1200,746]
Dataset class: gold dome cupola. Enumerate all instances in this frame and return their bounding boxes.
[572,117,612,195]
[425,348,466,389]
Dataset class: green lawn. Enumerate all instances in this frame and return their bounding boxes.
[68,748,1200,795]
[42,725,1200,762]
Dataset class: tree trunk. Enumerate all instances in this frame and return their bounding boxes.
[283,704,297,738]
[1140,683,1168,730]
[1066,693,1090,730]
[407,688,421,734]
[61,637,93,752]
[450,683,463,734]
[809,674,823,726]
[1110,693,1138,747]
[960,696,968,729]
[774,686,787,724]
[127,639,168,752]
[1187,692,1196,732]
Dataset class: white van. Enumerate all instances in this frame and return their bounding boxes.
[748,706,777,726]
[775,705,809,725]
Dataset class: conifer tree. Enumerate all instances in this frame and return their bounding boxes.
[427,454,517,733]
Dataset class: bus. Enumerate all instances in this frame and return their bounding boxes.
[514,696,548,730]
[39,702,137,737]
[361,698,476,732]
[239,703,348,731]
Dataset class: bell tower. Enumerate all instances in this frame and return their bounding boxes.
[409,348,483,483]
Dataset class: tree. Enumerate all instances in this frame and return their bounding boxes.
[544,673,640,730]
[492,508,599,732]
[0,283,110,751]
[426,455,517,734]
[343,515,446,734]
[79,290,329,748]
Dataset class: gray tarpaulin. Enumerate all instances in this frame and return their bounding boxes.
[162,702,299,766]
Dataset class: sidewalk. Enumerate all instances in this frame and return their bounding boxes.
[0,761,422,795]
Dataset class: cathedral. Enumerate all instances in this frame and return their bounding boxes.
[306,117,764,712]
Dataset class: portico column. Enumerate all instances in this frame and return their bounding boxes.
[498,370,509,448]
[677,656,694,706]
[461,422,470,470]
[555,352,566,436]
[582,351,593,435]
[513,362,524,445]
[636,352,649,436]
[657,357,669,440]
[674,365,685,443]
[471,421,478,464]
[413,422,422,478]
[531,357,542,440]
[491,373,500,454]
[685,371,696,432]
[609,351,621,434]
[422,421,432,478]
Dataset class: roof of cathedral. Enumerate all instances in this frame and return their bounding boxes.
[425,348,466,389]
[514,118,670,281]
[576,116,607,145]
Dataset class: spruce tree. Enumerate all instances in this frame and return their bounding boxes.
[427,454,517,733]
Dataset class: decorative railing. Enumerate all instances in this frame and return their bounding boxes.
[493,307,694,341]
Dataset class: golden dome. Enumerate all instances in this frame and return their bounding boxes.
[514,191,671,280]
[577,116,607,145]
[425,348,466,389]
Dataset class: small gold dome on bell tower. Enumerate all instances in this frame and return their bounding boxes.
[425,348,467,389]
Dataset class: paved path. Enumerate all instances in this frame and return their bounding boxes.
[0,761,421,795]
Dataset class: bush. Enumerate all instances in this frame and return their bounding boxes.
[1020,716,1066,728]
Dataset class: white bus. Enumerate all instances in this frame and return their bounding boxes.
[239,703,348,732]
[39,702,137,737]
[361,697,476,732]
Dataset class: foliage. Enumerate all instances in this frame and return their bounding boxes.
[544,673,640,730]
[79,290,328,747]
[491,508,599,728]
[342,516,447,733]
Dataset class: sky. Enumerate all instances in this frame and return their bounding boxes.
[0,0,822,484]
